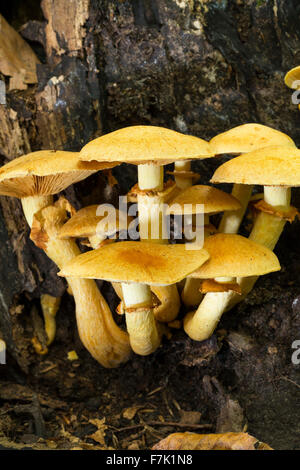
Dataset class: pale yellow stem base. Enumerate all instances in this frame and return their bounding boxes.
[122,282,161,355]
[40,294,61,345]
[219,184,253,234]
[181,215,209,307]
[181,278,203,308]
[152,285,181,322]
[184,277,235,341]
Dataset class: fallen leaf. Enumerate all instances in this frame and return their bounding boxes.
[88,418,107,446]
[152,432,273,450]
[122,406,144,420]
[216,398,245,433]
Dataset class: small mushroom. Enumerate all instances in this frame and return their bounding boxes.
[210,124,295,234]
[184,234,280,341]
[30,199,131,368]
[167,185,241,307]
[58,241,210,355]
[40,294,61,345]
[59,204,132,249]
[212,145,300,307]
[79,126,214,323]
[284,66,300,90]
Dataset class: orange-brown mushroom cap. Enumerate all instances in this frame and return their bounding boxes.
[210,123,295,156]
[79,126,214,166]
[211,146,300,187]
[0,150,117,198]
[59,241,209,285]
[59,205,133,239]
[188,233,280,279]
[166,185,241,215]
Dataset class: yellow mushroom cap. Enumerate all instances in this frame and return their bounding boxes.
[79,126,214,166]
[210,123,295,155]
[166,185,241,215]
[59,205,133,239]
[211,145,300,186]
[0,150,117,198]
[58,241,210,285]
[284,66,300,89]
[188,233,280,279]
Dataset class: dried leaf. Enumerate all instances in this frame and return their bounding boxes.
[88,418,107,445]
[0,14,40,90]
[152,432,273,450]
[122,406,144,420]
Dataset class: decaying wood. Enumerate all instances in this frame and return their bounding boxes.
[41,0,89,58]
[0,14,40,90]
[0,102,31,158]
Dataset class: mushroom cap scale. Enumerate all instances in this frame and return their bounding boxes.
[284,66,300,89]
[0,150,116,198]
[59,205,133,239]
[58,241,210,285]
[79,126,214,166]
[211,146,300,187]
[167,185,241,215]
[210,123,295,156]
[188,233,280,279]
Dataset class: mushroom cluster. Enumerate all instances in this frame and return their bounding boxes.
[1,123,299,367]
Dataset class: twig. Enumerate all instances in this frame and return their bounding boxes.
[279,376,300,389]
[147,421,213,430]
[114,421,212,433]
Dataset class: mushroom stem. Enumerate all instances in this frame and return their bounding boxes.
[137,193,168,243]
[21,194,60,347]
[228,186,291,308]
[174,160,192,189]
[31,204,131,368]
[181,278,203,307]
[138,163,180,323]
[21,195,53,227]
[122,283,160,355]
[120,164,164,354]
[218,184,253,234]
[40,294,61,345]
[184,277,235,341]
[181,214,210,307]
[138,164,164,191]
